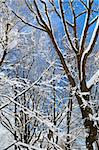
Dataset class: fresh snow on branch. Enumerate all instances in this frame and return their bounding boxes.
[80,17,99,81]
[0,102,11,110]
[9,62,54,101]
[0,94,58,134]
[87,70,99,88]
[16,141,46,150]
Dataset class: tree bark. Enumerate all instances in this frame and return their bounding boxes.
[76,93,98,150]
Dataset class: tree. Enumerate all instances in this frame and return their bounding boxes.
[0,0,99,150]
[0,1,20,67]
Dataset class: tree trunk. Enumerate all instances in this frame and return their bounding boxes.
[66,91,72,150]
[76,93,98,150]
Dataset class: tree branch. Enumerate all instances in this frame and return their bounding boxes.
[79,0,88,10]
[88,16,98,27]
[40,0,52,29]
[87,70,99,88]
[48,30,76,87]
[69,1,79,49]
[80,17,99,81]
[79,1,93,53]
[59,0,78,53]
[12,10,46,32]
[76,10,87,18]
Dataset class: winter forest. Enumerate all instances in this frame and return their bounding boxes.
[0,0,99,150]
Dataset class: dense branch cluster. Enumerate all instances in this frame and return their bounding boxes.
[0,0,99,150]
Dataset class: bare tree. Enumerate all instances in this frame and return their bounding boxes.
[10,0,99,149]
[0,0,99,150]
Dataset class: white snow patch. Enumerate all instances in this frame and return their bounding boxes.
[87,70,99,88]
[80,17,99,81]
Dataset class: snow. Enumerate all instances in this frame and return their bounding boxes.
[87,70,99,88]
[77,91,89,109]
[0,72,5,78]
[0,1,98,149]
[0,94,58,134]
[16,141,46,150]
[89,113,99,127]
[81,97,88,109]
[45,137,63,150]
[89,113,99,121]
[79,92,90,96]
[0,102,11,110]
[80,17,99,81]
[79,11,89,50]
[85,17,99,53]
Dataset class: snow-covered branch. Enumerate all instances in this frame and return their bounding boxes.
[11,62,54,100]
[87,70,99,88]
[11,10,46,32]
[0,94,58,134]
[16,141,46,150]
[80,17,99,81]
[89,16,98,27]
[0,102,11,110]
